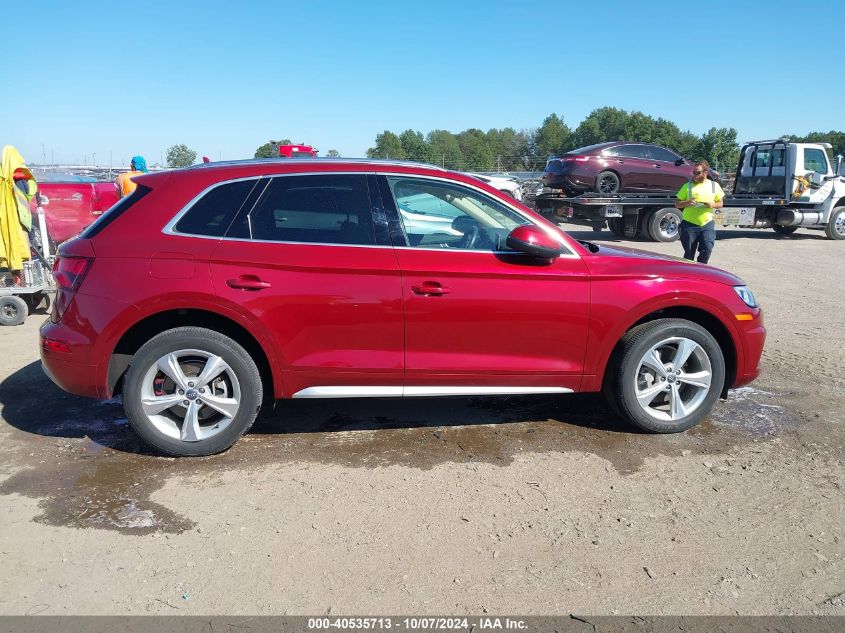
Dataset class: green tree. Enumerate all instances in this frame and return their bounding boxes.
[325,149,341,158]
[398,130,431,163]
[367,131,406,159]
[427,129,463,169]
[782,131,845,163]
[486,127,531,170]
[166,144,197,167]
[695,127,740,172]
[572,107,629,148]
[534,114,572,157]
[254,139,292,158]
[458,128,495,171]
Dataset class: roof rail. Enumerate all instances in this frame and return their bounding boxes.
[184,157,447,171]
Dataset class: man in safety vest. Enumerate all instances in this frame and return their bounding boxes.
[115,155,148,197]
[675,160,724,264]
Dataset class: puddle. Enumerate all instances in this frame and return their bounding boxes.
[709,386,801,436]
[0,360,808,535]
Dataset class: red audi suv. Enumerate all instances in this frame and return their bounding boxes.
[543,142,721,195]
[40,159,765,456]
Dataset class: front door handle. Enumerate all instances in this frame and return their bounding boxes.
[226,275,272,290]
[412,281,451,296]
[653,164,661,169]
[616,160,625,164]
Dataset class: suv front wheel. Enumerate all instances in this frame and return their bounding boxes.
[123,327,263,456]
[610,319,725,433]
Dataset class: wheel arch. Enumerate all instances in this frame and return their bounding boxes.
[108,308,277,401]
[600,305,737,399]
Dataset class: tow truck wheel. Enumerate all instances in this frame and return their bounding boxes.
[825,207,845,240]
[607,217,626,237]
[772,224,798,235]
[646,207,682,242]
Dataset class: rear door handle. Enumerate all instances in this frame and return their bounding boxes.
[412,281,451,296]
[616,160,625,164]
[226,276,272,290]
[653,164,661,169]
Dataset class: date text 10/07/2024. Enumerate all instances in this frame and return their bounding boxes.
[307,618,528,630]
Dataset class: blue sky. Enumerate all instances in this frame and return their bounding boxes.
[2,0,843,166]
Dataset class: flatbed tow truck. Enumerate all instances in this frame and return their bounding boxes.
[533,139,845,242]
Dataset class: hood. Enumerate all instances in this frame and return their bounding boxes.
[580,241,745,286]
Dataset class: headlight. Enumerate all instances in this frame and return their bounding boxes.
[734,285,758,308]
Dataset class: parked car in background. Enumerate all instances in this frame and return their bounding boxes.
[543,142,721,195]
[467,173,523,201]
[41,158,764,456]
[30,173,120,245]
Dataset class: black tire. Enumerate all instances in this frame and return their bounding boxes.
[123,327,263,456]
[824,207,845,240]
[0,296,29,326]
[595,171,620,194]
[772,224,798,235]
[646,207,682,242]
[609,318,725,433]
[607,217,626,237]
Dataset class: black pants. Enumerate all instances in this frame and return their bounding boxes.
[680,220,715,264]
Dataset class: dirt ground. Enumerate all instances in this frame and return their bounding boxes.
[0,226,842,616]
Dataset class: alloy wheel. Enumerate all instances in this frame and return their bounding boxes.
[634,336,712,421]
[139,349,242,442]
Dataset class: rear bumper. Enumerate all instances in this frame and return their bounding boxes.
[40,319,102,399]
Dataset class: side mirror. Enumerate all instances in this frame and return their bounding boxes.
[837,154,843,176]
[506,225,562,259]
[674,158,685,166]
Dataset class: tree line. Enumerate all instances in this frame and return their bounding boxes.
[363,107,845,174]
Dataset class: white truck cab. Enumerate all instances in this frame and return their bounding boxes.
[730,139,845,239]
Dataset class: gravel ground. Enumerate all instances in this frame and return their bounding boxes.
[0,225,842,615]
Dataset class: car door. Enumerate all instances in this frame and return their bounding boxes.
[209,173,404,397]
[378,174,591,393]
[607,144,652,191]
[649,146,688,191]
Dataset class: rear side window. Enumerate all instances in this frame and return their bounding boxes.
[247,174,375,245]
[81,185,151,238]
[545,159,564,173]
[174,179,258,237]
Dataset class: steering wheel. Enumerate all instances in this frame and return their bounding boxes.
[452,216,480,249]
[461,225,480,249]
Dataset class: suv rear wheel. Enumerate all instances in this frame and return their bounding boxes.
[123,327,263,456]
[609,319,725,433]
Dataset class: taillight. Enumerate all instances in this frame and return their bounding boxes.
[52,256,92,290]
[52,256,92,321]
[562,155,590,162]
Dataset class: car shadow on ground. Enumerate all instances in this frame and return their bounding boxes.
[0,360,640,457]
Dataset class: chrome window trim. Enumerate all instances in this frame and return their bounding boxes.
[162,175,268,238]
[292,385,574,398]
[162,170,581,258]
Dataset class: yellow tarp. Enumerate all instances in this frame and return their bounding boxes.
[0,145,33,271]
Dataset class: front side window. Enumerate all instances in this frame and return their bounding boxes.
[804,148,829,175]
[650,146,680,163]
[174,179,258,237]
[387,177,530,250]
[247,174,375,245]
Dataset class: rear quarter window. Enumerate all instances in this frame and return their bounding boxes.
[174,179,259,237]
